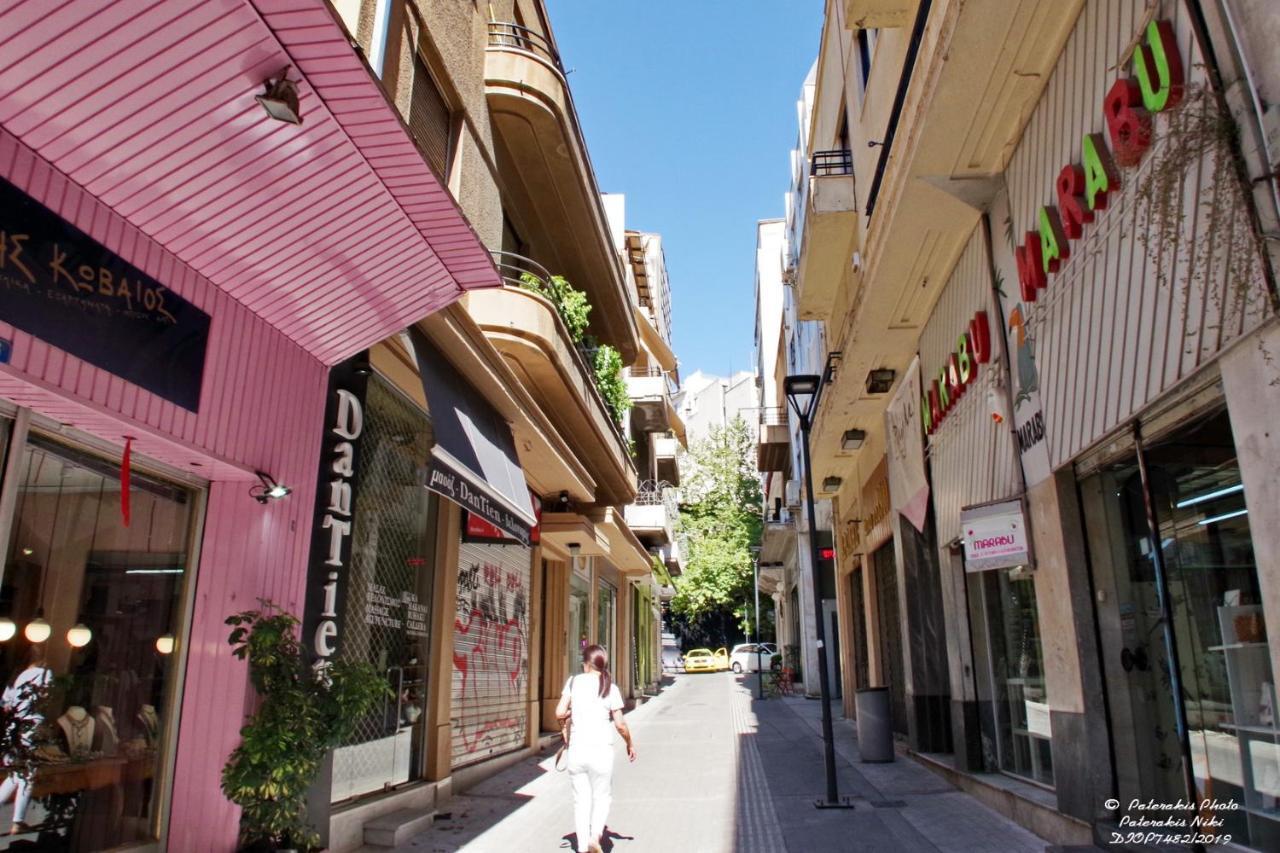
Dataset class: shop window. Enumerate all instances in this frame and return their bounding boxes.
[967,567,1054,787]
[1081,409,1277,849]
[567,559,591,678]
[0,434,196,845]
[330,375,437,804]
[597,579,616,658]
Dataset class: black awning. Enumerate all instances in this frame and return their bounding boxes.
[411,328,536,545]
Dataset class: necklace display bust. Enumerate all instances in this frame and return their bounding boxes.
[137,704,159,745]
[57,706,95,757]
[92,706,118,754]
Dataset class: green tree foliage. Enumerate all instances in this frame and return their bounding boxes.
[519,272,591,343]
[221,602,390,851]
[671,418,762,635]
[591,343,632,426]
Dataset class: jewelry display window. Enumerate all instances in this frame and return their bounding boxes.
[0,432,196,850]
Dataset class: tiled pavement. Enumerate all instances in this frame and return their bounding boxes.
[381,672,1049,852]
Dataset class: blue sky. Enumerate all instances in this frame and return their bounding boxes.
[546,1,823,380]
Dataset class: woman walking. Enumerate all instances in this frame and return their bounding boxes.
[556,644,636,853]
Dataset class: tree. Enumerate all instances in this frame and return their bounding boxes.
[671,417,762,641]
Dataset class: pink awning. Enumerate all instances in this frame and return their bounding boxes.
[0,0,499,365]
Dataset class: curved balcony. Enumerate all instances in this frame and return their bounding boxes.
[465,271,636,506]
[485,22,638,363]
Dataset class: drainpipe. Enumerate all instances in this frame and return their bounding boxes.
[865,0,934,218]
[368,0,392,79]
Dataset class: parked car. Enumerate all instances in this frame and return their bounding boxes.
[683,647,729,673]
[730,643,778,673]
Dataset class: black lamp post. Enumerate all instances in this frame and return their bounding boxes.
[784,373,851,809]
[749,544,764,700]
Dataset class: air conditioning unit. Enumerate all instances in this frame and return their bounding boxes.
[784,479,801,509]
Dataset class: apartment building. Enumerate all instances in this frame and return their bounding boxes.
[771,0,1280,848]
[0,1,672,849]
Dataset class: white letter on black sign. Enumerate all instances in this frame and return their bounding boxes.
[332,441,354,477]
[328,479,352,516]
[333,389,363,440]
[322,515,351,566]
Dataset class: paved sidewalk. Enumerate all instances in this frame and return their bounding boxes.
[381,673,1048,852]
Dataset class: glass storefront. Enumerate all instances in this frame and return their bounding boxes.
[331,375,437,803]
[567,561,590,676]
[597,579,616,659]
[967,567,1054,786]
[0,432,196,848]
[1081,407,1277,849]
[871,541,908,736]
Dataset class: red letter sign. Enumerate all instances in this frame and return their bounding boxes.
[1104,77,1152,167]
[1015,234,1046,301]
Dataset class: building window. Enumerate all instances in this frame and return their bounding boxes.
[856,28,877,99]
[409,56,453,177]
[1,432,198,845]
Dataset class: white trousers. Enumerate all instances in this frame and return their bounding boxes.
[566,745,614,852]
[0,773,33,823]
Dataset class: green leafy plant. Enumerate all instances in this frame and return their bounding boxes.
[591,343,631,426]
[519,272,592,343]
[221,602,390,851]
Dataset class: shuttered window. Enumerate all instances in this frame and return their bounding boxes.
[409,56,452,176]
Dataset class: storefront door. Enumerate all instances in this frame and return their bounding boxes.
[567,560,590,676]
[597,580,617,658]
[872,541,908,736]
[1080,408,1278,850]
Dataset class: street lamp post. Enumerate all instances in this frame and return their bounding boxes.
[784,373,852,810]
[749,545,764,700]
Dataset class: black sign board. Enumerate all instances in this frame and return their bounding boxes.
[0,176,210,411]
[301,355,371,667]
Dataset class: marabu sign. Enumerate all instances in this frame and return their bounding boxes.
[961,499,1031,572]
[303,355,370,669]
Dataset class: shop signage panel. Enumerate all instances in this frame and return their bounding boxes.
[961,499,1031,572]
[463,489,542,544]
[0,176,210,411]
[302,355,371,669]
[885,356,930,533]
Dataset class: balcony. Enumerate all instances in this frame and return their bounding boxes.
[466,259,637,505]
[654,435,680,486]
[624,480,678,548]
[756,407,791,474]
[845,0,914,28]
[795,149,857,320]
[759,507,797,566]
[625,366,680,435]
[485,22,637,362]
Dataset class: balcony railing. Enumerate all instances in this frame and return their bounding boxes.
[487,250,632,461]
[491,249,554,290]
[624,365,678,396]
[759,406,789,427]
[634,480,677,507]
[810,148,853,177]
[487,22,564,73]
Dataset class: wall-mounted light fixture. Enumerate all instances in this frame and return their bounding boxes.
[865,368,896,395]
[256,67,303,125]
[251,471,292,504]
[822,476,843,492]
[567,542,581,556]
[156,634,175,655]
[841,429,866,451]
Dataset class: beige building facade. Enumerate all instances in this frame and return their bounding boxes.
[764,0,1280,848]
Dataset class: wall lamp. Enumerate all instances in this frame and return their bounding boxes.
[251,471,292,504]
[256,67,303,125]
[568,543,581,556]
[866,368,896,395]
[841,429,866,451]
[822,476,843,492]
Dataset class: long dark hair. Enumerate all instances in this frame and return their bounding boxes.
[582,644,611,698]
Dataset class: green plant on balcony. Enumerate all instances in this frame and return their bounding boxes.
[519,271,591,344]
[591,343,632,426]
[221,601,390,852]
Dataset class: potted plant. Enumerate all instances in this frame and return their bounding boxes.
[221,602,389,852]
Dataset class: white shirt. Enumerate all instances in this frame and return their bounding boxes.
[3,665,52,722]
[563,673,623,751]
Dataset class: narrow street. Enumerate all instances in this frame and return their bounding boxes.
[387,674,1046,853]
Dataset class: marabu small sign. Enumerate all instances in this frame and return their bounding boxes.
[961,499,1031,572]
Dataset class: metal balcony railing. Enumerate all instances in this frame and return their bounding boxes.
[491,250,554,291]
[759,406,789,427]
[487,22,564,73]
[810,148,853,177]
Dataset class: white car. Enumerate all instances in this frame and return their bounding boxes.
[729,643,777,673]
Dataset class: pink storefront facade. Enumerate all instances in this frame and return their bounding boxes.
[0,1,496,849]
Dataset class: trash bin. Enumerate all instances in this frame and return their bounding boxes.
[855,687,894,763]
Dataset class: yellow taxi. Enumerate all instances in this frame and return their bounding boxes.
[683,647,730,673]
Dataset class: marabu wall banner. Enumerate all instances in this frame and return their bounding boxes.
[885,356,930,532]
[989,189,1052,487]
